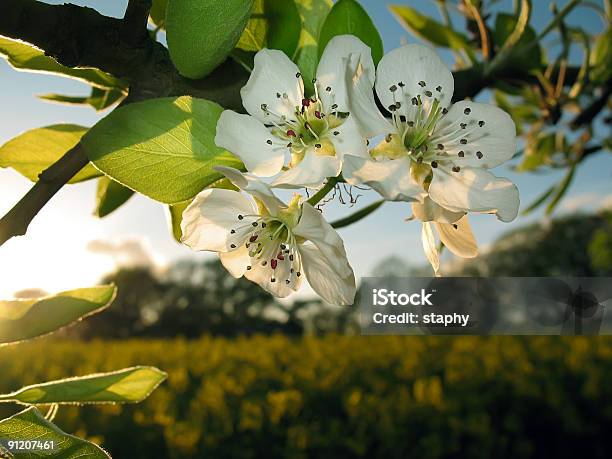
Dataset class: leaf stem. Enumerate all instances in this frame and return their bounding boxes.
[307,177,340,206]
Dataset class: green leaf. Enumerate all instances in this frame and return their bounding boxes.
[389,5,471,50]
[167,201,190,243]
[521,185,555,216]
[294,0,333,94]
[82,96,244,204]
[38,87,124,111]
[319,0,384,64]
[94,176,135,218]
[546,163,576,215]
[0,37,125,90]
[590,27,612,84]
[150,0,169,28]
[237,0,302,57]
[491,8,542,73]
[0,285,116,345]
[166,0,255,79]
[0,367,167,405]
[0,125,102,183]
[0,407,110,458]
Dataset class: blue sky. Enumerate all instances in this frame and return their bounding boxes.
[0,0,610,297]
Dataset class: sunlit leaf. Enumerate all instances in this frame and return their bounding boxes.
[0,125,101,183]
[590,27,611,84]
[0,367,167,405]
[167,0,255,79]
[319,0,384,64]
[0,37,124,90]
[389,5,471,51]
[38,87,124,111]
[0,285,116,345]
[0,407,110,458]
[237,0,302,57]
[82,96,244,204]
[94,176,135,218]
[294,0,333,94]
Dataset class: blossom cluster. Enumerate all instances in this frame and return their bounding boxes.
[181,35,519,305]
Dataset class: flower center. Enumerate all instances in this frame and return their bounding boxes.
[227,203,303,286]
[372,79,489,177]
[259,76,346,167]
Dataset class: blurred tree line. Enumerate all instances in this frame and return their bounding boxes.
[73,210,611,339]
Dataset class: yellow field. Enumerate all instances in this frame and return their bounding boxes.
[1,335,611,458]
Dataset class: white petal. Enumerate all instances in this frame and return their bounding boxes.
[219,245,250,278]
[375,44,454,118]
[215,111,286,176]
[435,217,478,258]
[181,188,256,252]
[244,257,301,298]
[429,167,520,222]
[298,242,356,305]
[316,35,375,113]
[421,222,441,276]
[271,149,342,189]
[241,49,304,123]
[330,115,369,159]
[343,155,427,202]
[346,57,393,138]
[412,196,464,223]
[293,202,353,279]
[431,101,516,169]
[214,166,285,216]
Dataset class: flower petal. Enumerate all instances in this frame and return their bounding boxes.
[375,44,454,118]
[330,114,369,159]
[270,149,342,189]
[412,196,464,223]
[435,217,477,258]
[215,111,286,176]
[241,49,304,123]
[244,255,301,298]
[429,167,520,222]
[219,245,251,278]
[293,202,353,279]
[421,222,440,276]
[317,35,375,113]
[343,155,427,202]
[298,242,356,305]
[181,188,256,252]
[214,166,285,215]
[346,56,393,138]
[430,101,516,169]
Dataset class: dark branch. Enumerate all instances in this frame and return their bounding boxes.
[570,82,612,130]
[0,145,89,246]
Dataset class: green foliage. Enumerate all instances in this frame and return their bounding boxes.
[492,11,542,73]
[94,177,135,218]
[588,217,612,271]
[0,125,101,183]
[82,96,244,204]
[166,0,255,79]
[0,367,166,405]
[0,407,110,458]
[0,285,116,345]
[389,5,471,51]
[38,87,125,112]
[294,0,333,94]
[0,37,124,90]
[167,201,190,243]
[319,0,383,64]
[0,336,610,458]
[590,26,612,84]
[149,0,169,29]
[237,0,302,57]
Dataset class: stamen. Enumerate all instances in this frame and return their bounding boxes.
[478,120,485,127]
[424,90,433,97]
[418,81,426,87]
[389,85,397,92]
[431,161,438,168]
[464,107,471,115]
[460,139,468,145]
[295,72,301,78]
[452,166,461,172]
[436,86,442,92]
[266,140,273,145]
[476,151,483,159]
[458,151,465,157]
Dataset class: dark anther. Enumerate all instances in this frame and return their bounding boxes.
[287,142,293,148]
[411,97,418,106]
[425,90,433,97]
[276,93,281,98]
[230,244,236,248]
[407,121,415,127]
[262,261,267,266]
[261,104,268,111]
[453,224,458,229]
[389,85,397,92]
[464,107,471,115]
[246,266,252,270]
[333,131,340,136]
[266,140,273,145]
[238,215,244,220]
[398,81,405,87]
[312,78,317,83]
[296,272,301,277]
[442,108,448,115]
[388,105,397,112]
[437,143,444,150]
[331,104,338,110]
[252,222,258,227]
[326,86,332,92]
[460,138,468,145]
[286,280,291,284]
[262,222,267,228]
[452,166,461,172]
[431,161,438,168]
[315,143,322,148]
[249,235,258,242]
[385,134,393,143]
[478,120,485,127]
[460,123,467,129]
[395,102,402,109]
[230,229,236,234]
[436,86,442,92]
[295,72,301,78]
[476,151,483,159]
[418,80,426,87]
[302,98,310,107]
[458,151,465,157]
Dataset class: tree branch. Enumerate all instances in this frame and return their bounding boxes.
[570,82,612,130]
[0,145,89,246]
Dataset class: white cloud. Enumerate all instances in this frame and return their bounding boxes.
[87,236,166,272]
[561,192,599,212]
